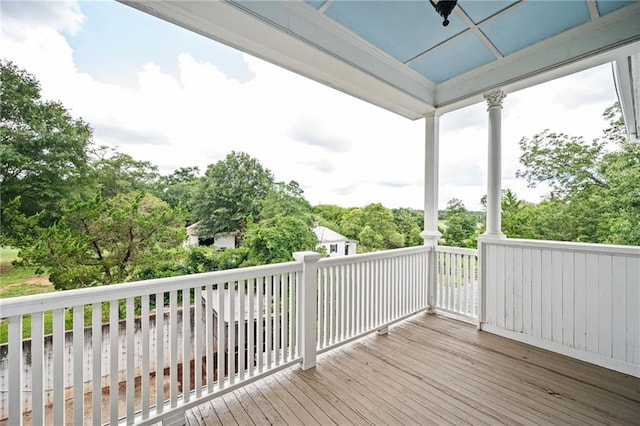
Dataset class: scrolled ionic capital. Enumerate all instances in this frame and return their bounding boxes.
[484,90,506,110]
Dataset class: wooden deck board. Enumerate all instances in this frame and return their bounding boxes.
[188,314,640,425]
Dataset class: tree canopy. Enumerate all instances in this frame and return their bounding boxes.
[3,61,637,294]
[1,60,92,241]
[18,192,185,289]
[511,103,639,245]
[192,151,274,238]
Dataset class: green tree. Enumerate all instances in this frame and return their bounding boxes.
[260,180,312,223]
[441,199,477,247]
[192,151,274,238]
[393,207,424,247]
[243,215,318,265]
[154,166,201,223]
[18,192,186,289]
[89,146,159,198]
[498,189,536,239]
[1,60,92,243]
[339,207,365,241]
[362,203,404,250]
[516,103,639,245]
[312,204,348,231]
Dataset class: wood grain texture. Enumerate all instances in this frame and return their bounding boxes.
[187,314,640,426]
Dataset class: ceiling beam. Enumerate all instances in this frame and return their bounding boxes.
[435,4,640,111]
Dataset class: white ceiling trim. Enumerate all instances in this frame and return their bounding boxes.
[435,4,640,111]
[453,6,502,60]
[614,53,640,143]
[119,0,435,119]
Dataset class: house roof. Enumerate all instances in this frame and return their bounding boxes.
[119,0,640,140]
[313,225,355,244]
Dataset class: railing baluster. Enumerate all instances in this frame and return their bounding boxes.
[169,290,178,407]
[8,316,22,425]
[193,286,203,396]
[248,279,255,377]
[293,271,298,357]
[141,294,150,418]
[217,283,225,387]
[182,286,191,400]
[206,285,214,392]
[229,283,236,383]
[73,305,84,424]
[238,281,246,380]
[266,276,273,368]
[281,273,287,363]
[256,278,264,373]
[31,311,44,426]
[91,303,102,426]
[271,275,280,365]
[155,291,165,413]
[109,300,119,425]
[126,297,135,422]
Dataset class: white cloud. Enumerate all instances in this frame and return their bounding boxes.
[0,1,619,212]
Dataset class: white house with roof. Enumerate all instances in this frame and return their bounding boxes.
[184,221,236,249]
[312,222,357,257]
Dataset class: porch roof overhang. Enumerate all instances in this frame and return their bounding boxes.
[119,0,640,136]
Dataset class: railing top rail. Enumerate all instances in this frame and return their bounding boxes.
[318,245,431,268]
[0,260,301,318]
[481,238,640,256]
[435,246,478,256]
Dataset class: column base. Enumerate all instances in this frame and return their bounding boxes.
[478,232,506,241]
[420,230,442,246]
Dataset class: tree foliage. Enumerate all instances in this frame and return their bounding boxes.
[89,146,159,198]
[514,103,639,245]
[243,215,318,265]
[18,192,186,289]
[441,199,478,248]
[192,151,274,237]
[1,60,92,241]
[260,180,312,223]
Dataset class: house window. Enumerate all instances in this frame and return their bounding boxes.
[329,244,338,253]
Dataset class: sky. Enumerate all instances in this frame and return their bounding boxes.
[0,0,621,211]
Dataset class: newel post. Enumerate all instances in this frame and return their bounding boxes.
[293,251,321,370]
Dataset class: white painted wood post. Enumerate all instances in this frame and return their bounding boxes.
[293,251,321,370]
[480,90,506,329]
[421,111,442,313]
[483,89,506,239]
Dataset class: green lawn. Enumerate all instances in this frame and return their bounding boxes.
[0,247,54,298]
[0,247,55,343]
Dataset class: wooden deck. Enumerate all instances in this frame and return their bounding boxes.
[186,314,640,425]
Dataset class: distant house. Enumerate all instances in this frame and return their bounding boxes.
[312,222,357,257]
[184,221,236,249]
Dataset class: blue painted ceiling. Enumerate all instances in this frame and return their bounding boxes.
[305,0,635,84]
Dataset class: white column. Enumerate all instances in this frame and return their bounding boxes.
[421,110,442,244]
[420,111,442,313]
[483,90,506,239]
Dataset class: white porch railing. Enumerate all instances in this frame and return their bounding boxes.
[435,246,479,321]
[0,245,436,425]
[316,245,430,353]
[0,262,303,425]
[479,238,640,378]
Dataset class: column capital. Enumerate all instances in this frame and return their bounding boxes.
[484,89,506,110]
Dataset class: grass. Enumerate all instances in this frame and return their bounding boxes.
[0,246,55,343]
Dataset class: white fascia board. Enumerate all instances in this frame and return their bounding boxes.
[435,3,640,113]
[614,53,640,143]
[118,0,435,119]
